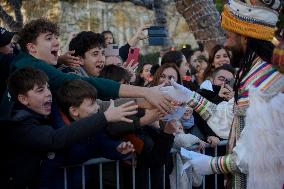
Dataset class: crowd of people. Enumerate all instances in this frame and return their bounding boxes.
[0,0,283,189]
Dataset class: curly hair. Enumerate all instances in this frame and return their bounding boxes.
[18,18,59,52]
[69,31,105,57]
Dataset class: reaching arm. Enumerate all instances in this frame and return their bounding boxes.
[119,84,172,114]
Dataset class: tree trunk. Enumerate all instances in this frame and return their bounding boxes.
[175,0,225,52]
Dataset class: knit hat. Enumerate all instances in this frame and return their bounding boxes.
[221,0,281,42]
[0,27,15,47]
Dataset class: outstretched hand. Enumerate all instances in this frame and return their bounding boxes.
[104,100,138,123]
[180,148,213,175]
[128,24,151,46]
[160,79,194,103]
[58,50,83,67]
[117,141,135,154]
[144,83,174,114]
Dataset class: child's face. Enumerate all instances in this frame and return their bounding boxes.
[18,83,52,116]
[104,33,114,45]
[74,98,99,120]
[29,32,60,65]
[82,47,105,76]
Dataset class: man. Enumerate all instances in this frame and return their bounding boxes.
[162,0,284,188]
[0,18,172,119]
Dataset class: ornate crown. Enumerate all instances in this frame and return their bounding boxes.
[221,0,281,41]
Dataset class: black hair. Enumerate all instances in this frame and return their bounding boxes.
[69,31,105,57]
[99,64,130,84]
[8,66,49,99]
[212,64,236,78]
[181,47,195,63]
[56,79,97,118]
[161,50,184,67]
[18,18,59,52]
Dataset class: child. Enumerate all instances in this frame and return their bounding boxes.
[56,79,135,160]
[0,18,171,119]
[40,79,136,188]
[2,66,138,188]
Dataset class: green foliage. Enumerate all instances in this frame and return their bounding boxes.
[214,0,224,12]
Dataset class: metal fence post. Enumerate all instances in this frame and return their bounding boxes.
[116,160,120,189]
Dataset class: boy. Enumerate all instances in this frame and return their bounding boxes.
[58,31,105,77]
[1,67,138,188]
[56,79,136,160]
[0,18,171,119]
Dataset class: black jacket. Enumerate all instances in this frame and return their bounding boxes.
[0,53,14,100]
[0,103,107,189]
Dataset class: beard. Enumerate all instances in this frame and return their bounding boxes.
[227,46,245,69]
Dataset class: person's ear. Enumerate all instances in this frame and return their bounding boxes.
[18,94,29,106]
[26,42,37,54]
[69,106,79,120]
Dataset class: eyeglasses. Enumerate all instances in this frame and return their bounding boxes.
[160,74,176,81]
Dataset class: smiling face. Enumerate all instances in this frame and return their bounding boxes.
[213,48,230,68]
[18,83,52,116]
[158,67,178,86]
[104,33,114,45]
[140,64,152,81]
[27,32,60,65]
[82,47,105,76]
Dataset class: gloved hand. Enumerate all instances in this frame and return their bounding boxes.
[180,148,213,175]
[160,79,194,103]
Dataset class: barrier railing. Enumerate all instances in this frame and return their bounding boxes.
[62,140,228,189]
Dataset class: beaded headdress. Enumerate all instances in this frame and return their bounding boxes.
[221,0,281,42]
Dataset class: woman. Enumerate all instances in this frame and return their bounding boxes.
[134,63,153,86]
[152,63,206,188]
[201,45,231,90]
[203,45,231,79]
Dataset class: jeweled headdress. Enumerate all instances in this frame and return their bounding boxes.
[221,0,281,41]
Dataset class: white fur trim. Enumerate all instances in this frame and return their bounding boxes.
[207,98,234,139]
[233,89,284,189]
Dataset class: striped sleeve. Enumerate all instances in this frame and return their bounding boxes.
[187,92,217,120]
[210,154,240,174]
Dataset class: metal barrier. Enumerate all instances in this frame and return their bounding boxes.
[62,140,228,189]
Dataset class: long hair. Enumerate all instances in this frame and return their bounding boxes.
[234,38,274,102]
[204,44,231,79]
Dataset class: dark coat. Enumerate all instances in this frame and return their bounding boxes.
[0,103,107,189]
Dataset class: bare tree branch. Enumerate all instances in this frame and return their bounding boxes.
[0,0,23,31]
[8,0,23,28]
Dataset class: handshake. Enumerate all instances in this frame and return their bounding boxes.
[160,79,195,104]
[159,79,195,121]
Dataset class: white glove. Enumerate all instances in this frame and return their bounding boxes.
[180,148,213,175]
[161,106,187,121]
[160,79,194,103]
